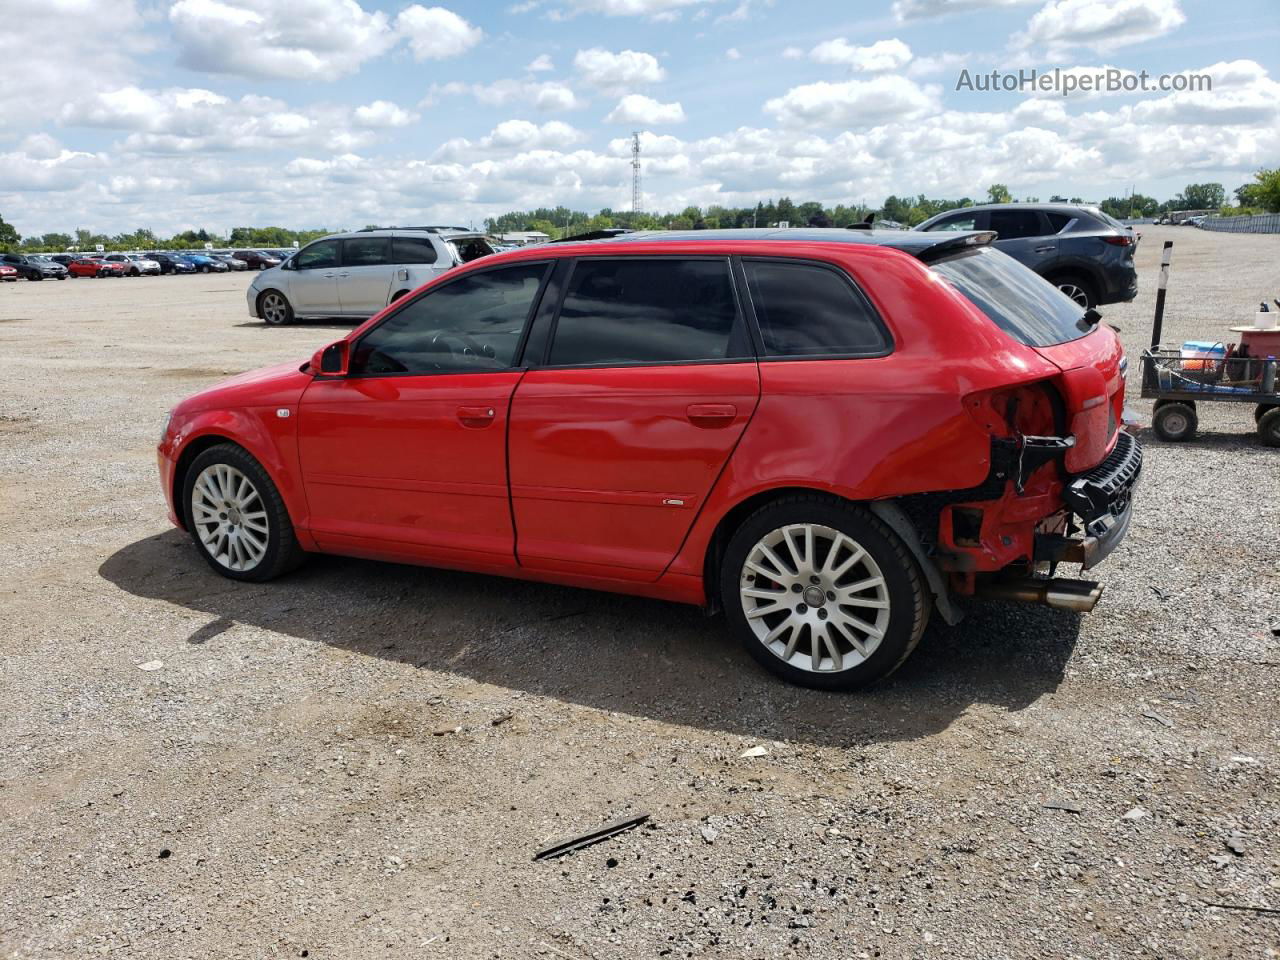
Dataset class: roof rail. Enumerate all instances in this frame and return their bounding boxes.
[356,225,472,233]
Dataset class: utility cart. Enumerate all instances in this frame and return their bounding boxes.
[1140,241,1280,445]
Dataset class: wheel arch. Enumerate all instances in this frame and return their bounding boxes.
[172,433,241,529]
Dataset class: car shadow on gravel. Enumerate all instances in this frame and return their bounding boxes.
[100,530,1081,748]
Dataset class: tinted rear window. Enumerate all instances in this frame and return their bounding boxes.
[932,247,1090,347]
[744,259,889,357]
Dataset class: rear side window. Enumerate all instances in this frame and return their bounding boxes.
[548,258,743,366]
[343,236,389,266]
[743,259,889,357]
[391,235,438,265]
[1046,212,1073,233]
[987,210,1044,240]
[932,247,1090,347]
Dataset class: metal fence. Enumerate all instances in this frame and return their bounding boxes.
[1199,213,1280,234]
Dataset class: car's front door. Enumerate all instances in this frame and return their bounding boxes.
[508,256,760,581]
[296,260,552,562]
[987,209,1055,271]
[338,236,395,317]
[288,239,343,315]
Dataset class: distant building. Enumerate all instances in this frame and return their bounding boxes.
[500,231,551,246]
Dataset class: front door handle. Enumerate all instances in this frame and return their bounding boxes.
[1034,245,1055,253]
[457,405,496,428]
[337,272,350,278]
[686,403,737,426]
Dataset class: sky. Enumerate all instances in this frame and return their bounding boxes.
[1,0,1277,236]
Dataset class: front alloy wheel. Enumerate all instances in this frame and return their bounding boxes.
[722,496,928,690]
[259,290,294,326]
[183,444,305,581]
[191,463,269,572]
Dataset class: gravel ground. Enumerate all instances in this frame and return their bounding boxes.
[1,227,1278,959]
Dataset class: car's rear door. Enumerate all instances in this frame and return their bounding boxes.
[507,255,760,581]
[987,209,1056,272]
[337,236,394,317]
[297,260,552,561]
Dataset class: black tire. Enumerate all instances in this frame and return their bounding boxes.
[200,265,209,274]
[1050,273,1099,310]
[181,443,305,582]
[257,289,294,326]
[1258,408,1280,447]
[1152,401,1197,442]
[259,262,268,271]
[1254,403,1279,424]
[720,494,928,691]
[130,269,140,277]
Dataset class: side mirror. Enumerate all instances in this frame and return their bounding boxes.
[311,341,350,377]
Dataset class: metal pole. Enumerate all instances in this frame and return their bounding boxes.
[1150,240,1172,348]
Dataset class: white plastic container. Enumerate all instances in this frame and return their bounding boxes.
[1257,311,1274,329]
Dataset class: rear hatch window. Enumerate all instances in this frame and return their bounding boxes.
[932,247,1090,347]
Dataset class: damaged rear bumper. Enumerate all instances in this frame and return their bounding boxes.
[1036,431,1142,570]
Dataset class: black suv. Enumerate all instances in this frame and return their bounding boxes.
[915,203,1137,308]
[0,253,68,280]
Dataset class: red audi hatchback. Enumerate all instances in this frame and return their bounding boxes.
[158,229,1140,689]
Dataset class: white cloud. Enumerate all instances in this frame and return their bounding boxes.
[434,119,585,159]
[0,0,151,130]
[169,0,399,80]
[605,94,686,124]
[57,86,399,154]
[906,52,971,77]
[573,48,665,89]
[764,76,939,128]
[809,38,913,72]
[726,47,741,60]
[781,46,804,59]
[563,0,710,15]
[431,79,582,111]
[1014,0,1186,52]
[395,5,482,60]
[353,100,419,127]
[527,53,555,71]
[892,0,1036,21]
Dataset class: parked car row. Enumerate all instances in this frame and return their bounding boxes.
[0,249,294,282]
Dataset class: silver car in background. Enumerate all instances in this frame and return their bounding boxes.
[245,227,496,326]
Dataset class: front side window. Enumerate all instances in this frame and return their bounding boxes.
[548,258,742,366]
[352,262,549,375]
[929,213,980,232]
[342,236,389,267]
[744,259,889,357]
[296,240,340,270]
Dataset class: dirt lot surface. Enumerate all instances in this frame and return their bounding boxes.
[2,227,1278,959]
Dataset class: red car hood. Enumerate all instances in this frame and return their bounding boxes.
[176,360,313,414]
[1031,325,1125,472]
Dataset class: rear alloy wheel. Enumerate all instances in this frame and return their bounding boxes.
[258,290,294,326]
[1152,401,1197,442]
[722,496,927,690]
[183,444,304,582]
[1054,276,1098,309]
[1258,407,1280,447]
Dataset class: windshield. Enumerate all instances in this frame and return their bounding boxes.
[932,247,1091,347]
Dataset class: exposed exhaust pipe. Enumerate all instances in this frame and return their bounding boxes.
[976,577,1104,613]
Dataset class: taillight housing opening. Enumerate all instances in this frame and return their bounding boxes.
[965,380,1064,438]
[1103,235,1134,246]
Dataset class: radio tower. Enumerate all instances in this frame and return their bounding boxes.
[630,131,642,214]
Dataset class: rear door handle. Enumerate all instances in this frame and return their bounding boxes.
[457,405,496,428]
[686,403,737,426]
[337,272,350,278]
[1034,245,1055,253]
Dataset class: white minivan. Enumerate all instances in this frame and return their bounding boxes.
[246,227,496,325]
